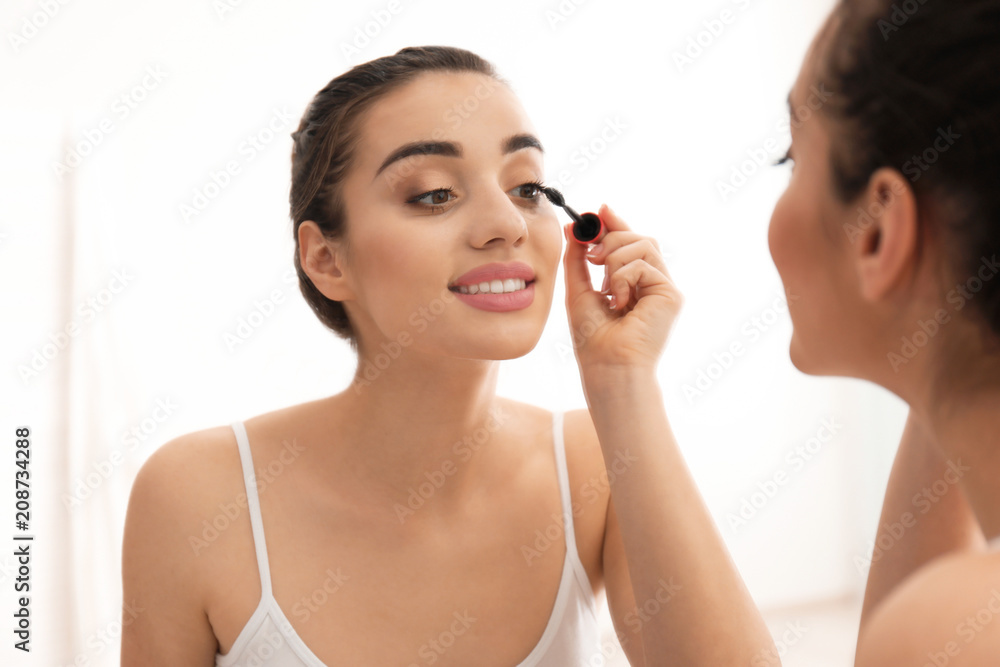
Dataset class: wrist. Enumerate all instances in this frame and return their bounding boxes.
[581,365,659,397]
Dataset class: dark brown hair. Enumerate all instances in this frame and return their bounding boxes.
[289,46,507,352]
[820,0,1000,337]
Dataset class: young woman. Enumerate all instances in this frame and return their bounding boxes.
[771,0,1000,663]
[120,47,774,665]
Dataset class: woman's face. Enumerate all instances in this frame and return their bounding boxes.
[333,71,562,361]
[767,15,884,378]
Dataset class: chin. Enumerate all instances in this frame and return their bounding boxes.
[789,332,857,379]
[446,330,544,361]
[788,333,821,376]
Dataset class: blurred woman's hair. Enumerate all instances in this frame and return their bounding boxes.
[820,0,1000,338]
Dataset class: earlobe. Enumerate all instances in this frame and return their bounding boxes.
[298,220,353,301]
[854,168,918,303]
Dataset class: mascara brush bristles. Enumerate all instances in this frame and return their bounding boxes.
[541,186,583,224]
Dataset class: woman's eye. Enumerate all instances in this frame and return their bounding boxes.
[511,182,543,200]
[773,147,794,167]
[410,188,456,207]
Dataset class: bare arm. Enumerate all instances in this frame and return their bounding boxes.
[121,435,221,666]
[583,367,776,665]
[856,408,985,647]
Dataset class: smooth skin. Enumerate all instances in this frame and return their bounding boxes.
[771,9,1000,666]
[121,70,774,665]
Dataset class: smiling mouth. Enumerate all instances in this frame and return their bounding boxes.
[449,278,536,295]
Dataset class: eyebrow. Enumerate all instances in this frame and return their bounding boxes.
[373,133,544,180]
[786,92,800,125]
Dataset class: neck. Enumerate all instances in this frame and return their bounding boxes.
[318,346,517,513]
[891,340,1000,542]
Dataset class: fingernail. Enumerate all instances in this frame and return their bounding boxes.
[609,295,617,309]
[586,243,603,257]
[601,274,609,293]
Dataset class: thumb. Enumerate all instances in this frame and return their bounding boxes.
[562,223,595,305]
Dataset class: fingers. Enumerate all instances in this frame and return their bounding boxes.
[565,203,676,310]
[608,258,683,313]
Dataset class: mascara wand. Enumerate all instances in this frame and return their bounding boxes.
[541,187,606,245]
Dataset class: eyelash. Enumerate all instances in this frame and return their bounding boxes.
[406,179,547,213]
[773,146,793,167]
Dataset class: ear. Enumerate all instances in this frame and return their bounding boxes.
[851,167,919,303]
[298,221,354,301]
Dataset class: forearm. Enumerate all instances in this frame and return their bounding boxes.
[858,409,984,635]
[583,368,775,665]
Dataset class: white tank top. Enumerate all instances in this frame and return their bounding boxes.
[215,409,606,666]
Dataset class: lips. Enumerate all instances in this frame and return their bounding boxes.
[448,261,536,290]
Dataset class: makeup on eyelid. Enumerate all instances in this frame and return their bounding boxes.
[404,179,549,212]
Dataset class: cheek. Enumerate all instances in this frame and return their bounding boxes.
[541,216,562,273]
[354,227,447,326]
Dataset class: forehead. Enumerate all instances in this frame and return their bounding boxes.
[353,71,537,173]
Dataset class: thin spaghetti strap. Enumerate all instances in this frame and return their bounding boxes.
[230,421,273,596]
[550,410,580,558]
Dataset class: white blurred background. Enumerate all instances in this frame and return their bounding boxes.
[1,0,910,664]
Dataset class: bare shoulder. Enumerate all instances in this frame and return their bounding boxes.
[857,549,1000,666]
[121,423,243,665]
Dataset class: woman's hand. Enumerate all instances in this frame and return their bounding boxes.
[562,203,681,375]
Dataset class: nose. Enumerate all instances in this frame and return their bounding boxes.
[471,184,529,248]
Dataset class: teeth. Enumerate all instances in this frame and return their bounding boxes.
[455,278,529,295]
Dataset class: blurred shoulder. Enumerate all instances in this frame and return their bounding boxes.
[857,548,1000,666]
[130,422,243,509]
[121,421,253,662]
